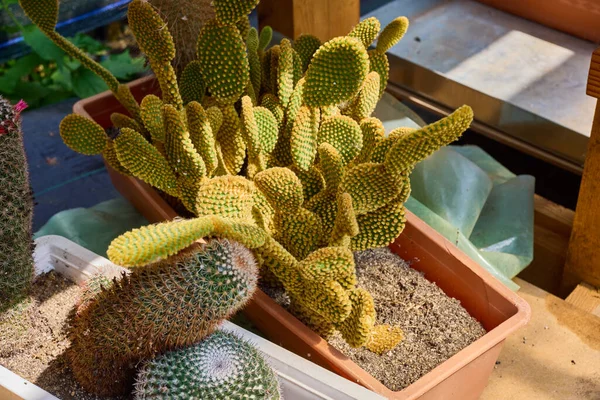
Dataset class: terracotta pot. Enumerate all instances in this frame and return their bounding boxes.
[73,76,531,399]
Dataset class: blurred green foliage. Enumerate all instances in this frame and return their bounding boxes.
[0,0,147,109]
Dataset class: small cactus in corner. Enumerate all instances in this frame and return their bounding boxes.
[0,97,33,311]
[134,330,281,399]
[69,236,263,396]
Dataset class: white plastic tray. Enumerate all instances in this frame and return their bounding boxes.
[0,235,385,400]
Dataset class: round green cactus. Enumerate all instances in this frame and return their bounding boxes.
[134,330,281,400]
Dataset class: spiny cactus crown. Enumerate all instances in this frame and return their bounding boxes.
[25,0,474,357]
[134,330,281,400]
[69,238,259,396]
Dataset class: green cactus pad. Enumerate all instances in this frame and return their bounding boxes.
[291,106,321,171]
[318,115,363,164]
[140,95,165,143]
[304,37,369,107]
[254,107,278,154]
[217,105,246,174]
[351,197,406,251]
[240,96,261,157]
[384,105,473,177]
[293,34,322,72]
[299,246,356,290]
[278,39,295,107]
[194,176,255,220]
[341,163,403,214]
[110,112,142,133]
[301,279,351,324]
[290,165,324,203]
[71,240,259,395]
[162,104,206,179]
[258,26,273,52]
[59,114,108,155]
[213,0,260,24]
[330,193,359,247]
[336,288,376,347]
[254,167,304,211]
[275,208,324,260]
[376,16,409,54]
[186,101,218,174]
[247,28,262,98]
[348,16,381,49]
[368,50,389,98]
[18,0,58,33]
[114,128,179,196]
[370,126,415,163]
[103,140,130,175]
[272,78,304,166]
[128,0,175,63]
[318,143,345,191]
[180,61,207,105]
[236,16,252,41]
[349,71,380,120]
[269,45,281,96]
[260,94,285,130]
[305,189,338,237]
[356,117,385,162]
[197,20,249,102]
[134,330,281,400]
[206,106,223,133]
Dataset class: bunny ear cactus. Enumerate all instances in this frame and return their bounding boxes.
[27,0,475,355]
[0,98,33,311]
[134,330,281,399]
[70,237,261,396]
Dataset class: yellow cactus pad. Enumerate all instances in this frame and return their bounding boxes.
[213,0,259,24]
[348,16,381,49]
[102,141,129,175]
[301,280,351,324]
[246,28,262,98]
[350,71,380,121]
[162,104,206,179]
[293,34,322,72]
[318,115,363,165]
[356,117,385,163]
[298,246,356,290]
[254,167,304,211]
[342,163,403,214]
[304,37,369,107]
[197,20,249,102]
[128,0,175,63]
[336,288,376,348]
[114,128,178,197]
[370,126,415,163]
[291,106,321,171]
[110,113,142,133]
[254,107,278,154]
[59,114,108,155]
[180,61,206,105]
[217,105,246,174]
[368,50,389,98]
[366,324,404,355]
[186,102,218,175]
[330,193,359,247]
[275,208,324,260]
[278,39,295,107]
[140,95,165,143]
[351,197,406,251]
[240,95,260,157]
[385,105,474,177]
[260,94,285,130]
[289,165,324,202]
[305,189,338,237]
[376,16,409,54]
[318,143,345,191]
[206,106,223,134]
[19,0,58,33]
[194,176,254,220]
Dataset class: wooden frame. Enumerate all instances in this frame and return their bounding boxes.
[476,0,600,42]
[257,0,360,42]
[563,48,600,292]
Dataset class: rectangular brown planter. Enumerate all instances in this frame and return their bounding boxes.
[73,76,531,399]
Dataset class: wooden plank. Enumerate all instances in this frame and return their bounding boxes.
[258,0,360,42]
[481,278,600,400]
[519,195,574,294]
[475,0,600,42]
[566,283,600,317]
[563,49,600,293]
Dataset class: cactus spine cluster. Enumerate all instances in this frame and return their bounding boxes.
[20,0,475,365]
[135,330,281,399]
[0,97,33,312]
[69,238,261,396]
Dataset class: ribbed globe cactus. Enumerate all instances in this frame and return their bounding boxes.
[69,238,261,396]
[23,0,475,360]
[134,330,281,399]
[0,97,32,312]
